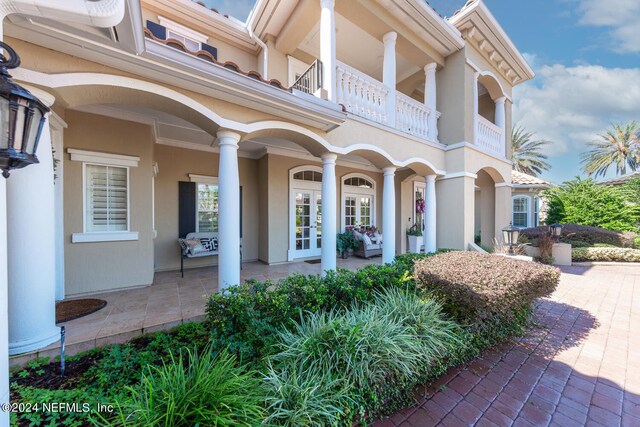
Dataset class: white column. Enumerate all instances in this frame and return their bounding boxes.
[7,89,60,355]
[382,31,397,126]
[382,167,396,264]
[321,153,337,274]
[320,0,336,102]
[424,63,438,141]
[473,72,479,145]
[50,114,67,301]
[217,130,241,290]
[425,175,437,253]
[495,96,507,155]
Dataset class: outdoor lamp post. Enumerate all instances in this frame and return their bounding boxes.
[549,223,563,240]
[502,222,520,255]
[0,41,50,178]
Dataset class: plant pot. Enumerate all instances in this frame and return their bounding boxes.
[407,235,423,254]
[341,251,349,259]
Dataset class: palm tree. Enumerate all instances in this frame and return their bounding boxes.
[511,125,552,176]
[581,121,640,178]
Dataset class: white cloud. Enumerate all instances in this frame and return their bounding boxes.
[513,64,640,157]
[577,0,640,53]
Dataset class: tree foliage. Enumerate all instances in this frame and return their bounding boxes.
[543,177,640,232]
[581,121,640,178]
[511,125,552,176]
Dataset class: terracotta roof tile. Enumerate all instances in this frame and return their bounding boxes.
[511,171,550,186]
[144,27,287,91]
[599,172,640,186]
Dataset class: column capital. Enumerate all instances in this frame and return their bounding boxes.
[320,152,338,164]
[424,63,437,74]
[383,166,396,176]
[320,0,334,9]
[425,174,437,183]
[495,96,507,106]
[217,129,241,146]
[382,31,397,45]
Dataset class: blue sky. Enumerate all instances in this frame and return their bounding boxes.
[204,0,640,184]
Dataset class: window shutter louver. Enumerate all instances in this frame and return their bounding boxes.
[86,164,128,232]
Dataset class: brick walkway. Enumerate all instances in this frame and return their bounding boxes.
[374,264,640,427]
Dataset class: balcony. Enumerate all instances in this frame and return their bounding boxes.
[476,115,505,156]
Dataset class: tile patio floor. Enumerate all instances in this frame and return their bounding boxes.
[9,257,373,366]
[374,263,640,427]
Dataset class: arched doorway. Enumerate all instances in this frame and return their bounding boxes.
[288,166,324,260]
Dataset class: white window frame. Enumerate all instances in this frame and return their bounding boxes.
[288,166,323,261]
[512,195,530,229]
[533,196,540,227]
[68,149,139,243]
[159,16,208,52]
[341,173,376,231]
[189,174,219,233]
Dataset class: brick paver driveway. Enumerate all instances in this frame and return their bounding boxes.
[374,264,640,427]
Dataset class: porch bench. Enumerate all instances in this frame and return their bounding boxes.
[178,232,219,277]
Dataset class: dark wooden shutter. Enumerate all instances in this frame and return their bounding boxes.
[146,21,167,40]
[178,181,196,238]
[201,43,218,60]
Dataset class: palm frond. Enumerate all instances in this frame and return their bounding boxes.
[511,125,552,176]
[581,121,640,178]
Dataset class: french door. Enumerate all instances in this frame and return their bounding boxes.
[291,189,322,258]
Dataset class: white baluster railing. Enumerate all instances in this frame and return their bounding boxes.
[396,92,431,138]
[476,115,505,155]
[336,61,388,124]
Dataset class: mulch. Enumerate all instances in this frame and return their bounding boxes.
[56,298,107,324]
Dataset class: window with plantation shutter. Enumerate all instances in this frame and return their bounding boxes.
[68,149,140,243]
[85,164,129,232]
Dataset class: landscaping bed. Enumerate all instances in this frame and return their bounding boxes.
[572,247,640,262]
[10,252,560,426]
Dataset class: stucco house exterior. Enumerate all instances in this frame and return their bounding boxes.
[0,0,533,368]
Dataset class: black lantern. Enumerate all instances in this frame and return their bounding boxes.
[549,223,563,240]
[0,41,50,178]
[502,222,520,255]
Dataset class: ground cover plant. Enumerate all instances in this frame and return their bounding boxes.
[10,251,560,426]
[572,247,640,262]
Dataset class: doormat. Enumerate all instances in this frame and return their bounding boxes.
[56,299,107,324]
[304,259,322,264]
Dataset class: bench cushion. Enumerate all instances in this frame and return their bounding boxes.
[180,232,219,257]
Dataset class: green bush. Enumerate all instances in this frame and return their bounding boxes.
[543,178,640,232]
[206,254,432,362]
[269,288,460,424]
[521,224,636,248]
[100,346,265,427]
[572,247,640,262]
[414,251,560,325]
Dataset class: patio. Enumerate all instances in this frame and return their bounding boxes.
[374,263,640,427]
[9,257,373,366]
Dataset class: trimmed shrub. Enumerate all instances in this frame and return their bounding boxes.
[521,224,636,248]
[413,251,560,325]
[572,247,640,262]
[100,347,265,427]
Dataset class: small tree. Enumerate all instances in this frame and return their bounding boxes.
[544,177,640,232]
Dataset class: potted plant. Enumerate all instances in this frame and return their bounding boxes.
[336,230,359,258]
[406,224,423,254]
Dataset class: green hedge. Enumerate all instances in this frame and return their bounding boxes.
[572,247,640,262]
[521,224,636,248]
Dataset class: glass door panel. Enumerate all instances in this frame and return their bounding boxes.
[315,192,322,249]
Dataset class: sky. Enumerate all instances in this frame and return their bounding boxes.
[203,0,640,185]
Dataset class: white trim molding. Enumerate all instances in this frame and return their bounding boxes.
[495,182,513,188]
[71,231,139,243]
[440,171,478,180]
[68,148,140,167]
[188,174,218,185]
[158,16,209,44]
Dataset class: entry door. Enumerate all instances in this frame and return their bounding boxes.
[292,190,322,258]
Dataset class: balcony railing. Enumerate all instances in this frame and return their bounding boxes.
[292,59,323,95]
[335,61,438,141]
[336,61,388,125]
[396,92,431,139]
[476,115,505,156]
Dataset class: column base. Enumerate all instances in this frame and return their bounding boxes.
[9,326,60,356]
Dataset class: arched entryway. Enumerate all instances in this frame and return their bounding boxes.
[474,166,511,249]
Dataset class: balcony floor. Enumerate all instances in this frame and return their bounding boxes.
[9,257,376,366]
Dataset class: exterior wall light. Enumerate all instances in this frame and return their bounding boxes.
[0,41,50,178]
[502,222,520,255]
